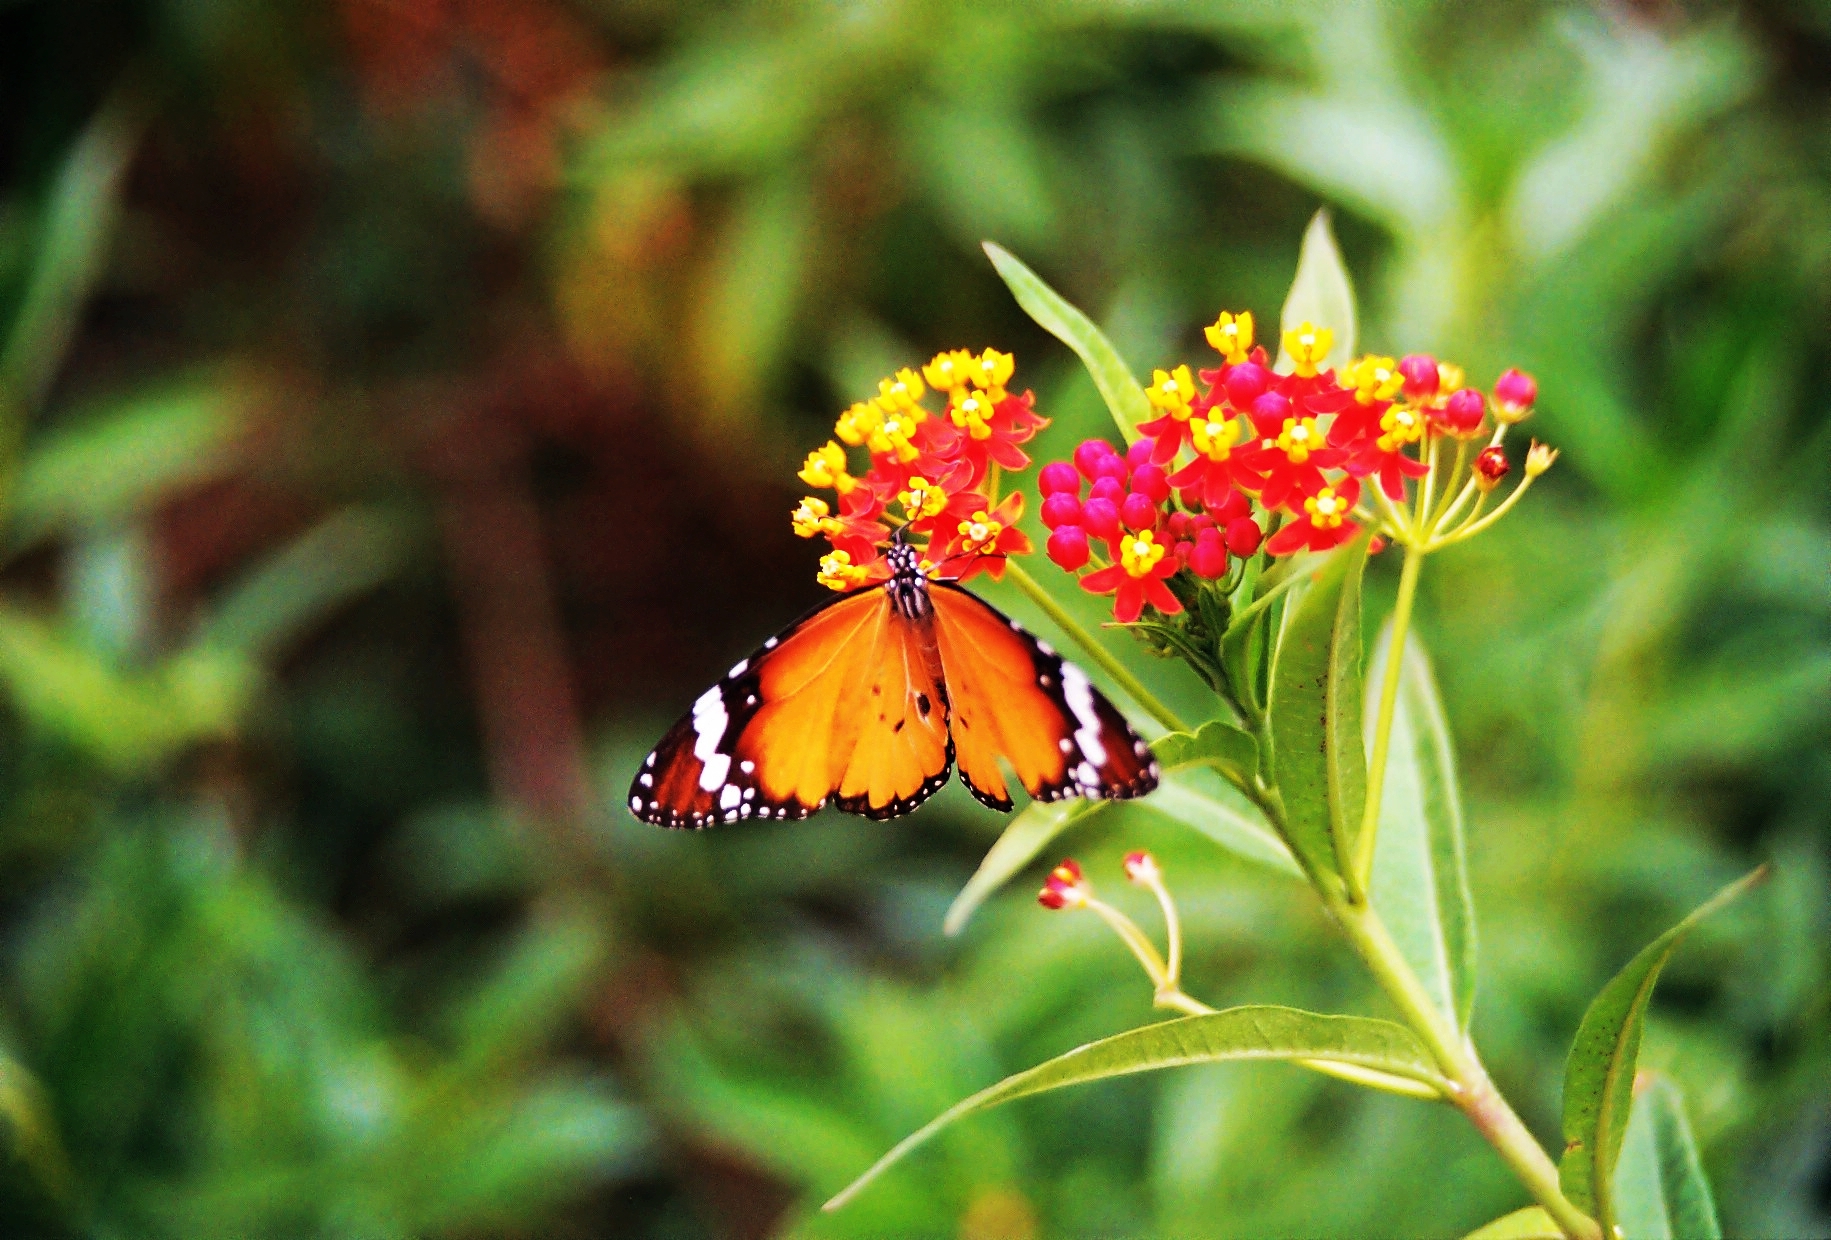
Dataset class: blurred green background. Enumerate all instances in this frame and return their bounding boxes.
[0,0,1825,1236]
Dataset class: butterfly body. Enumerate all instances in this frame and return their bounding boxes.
[629,547,1158,827]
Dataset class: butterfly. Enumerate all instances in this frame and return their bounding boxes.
[628,537,1159,827]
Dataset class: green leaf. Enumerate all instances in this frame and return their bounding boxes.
[1460,1206,1563,1240]
[943,800,1105,937]
[1151,719,1258,789]
[1559,867,1767,1232]
[1612,1075,1721,1240]
[1267,535,1370,887]
[982,241,1153,441]
[1274,210,1356,375]
[1140,769,1299,880]
[823,1006,1446,1212]
[1366,623,1477,1031]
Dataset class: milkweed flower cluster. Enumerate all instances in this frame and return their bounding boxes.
[1039,310,1551,621]
[793,349,1047,588]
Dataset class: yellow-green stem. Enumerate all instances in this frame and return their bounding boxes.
[1005,560,1188,734]
[1351,538,1423,891]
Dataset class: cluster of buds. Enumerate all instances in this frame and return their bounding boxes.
[1038,851,1191,1008]
[794,349,1048,588]
[1038,309,1551,621]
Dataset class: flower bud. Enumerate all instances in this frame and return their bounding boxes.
[1224,362,1270,409]
[1123,850,1162,885]
[1088,476,1125,504]
[1524,439,1559,477]
[1249,391,1292,437]
[1368,535,1387,555]
[1474,446,1509,490]
[1081,497,1121,540]
[1046,526,1090,571]
[1440,388,1485,435]
[1398,354,1440,398]
[1038,858,1087,909]
[1189,531,1228,578]
[1130,463,1171,503]
[1225,516,1263,557]
[1038,461,1082,496]
[1165,511,1192,541]
[1040,492,1083,529]
[1493,368,1537,422]
[1092,452,1130,483]
[1126,437,1156,469]
[1074,439,1117,479]
[1212,489,1251,523]
[1120,492,1158,531]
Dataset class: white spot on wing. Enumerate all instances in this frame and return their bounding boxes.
[638,773,653,787]
[729,658,748,678]
[692,685,732,791]
[1059,663,1109,768]
[740,760,755,773]
[719,784,741,810]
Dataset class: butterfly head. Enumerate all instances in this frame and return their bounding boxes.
[885,535,930,618]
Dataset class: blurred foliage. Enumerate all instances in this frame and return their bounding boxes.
[0,0,1823,1236]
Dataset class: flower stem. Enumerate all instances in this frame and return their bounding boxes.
[1329,897,1600,1240]
[1351,537,1423,893]
[1431,475,1537,548]
[1005,560,1188,734]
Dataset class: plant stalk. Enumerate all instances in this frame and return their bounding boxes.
[1351,538,1423,891]
[1005,561,1188,734]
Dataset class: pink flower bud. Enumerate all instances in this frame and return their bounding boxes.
[1224,362,1269,409]
[1166,511,1192,541]
[1493,368,1537,421]
[1189,531,1228,578]
[1130,463,1170,503]
[1126,437,1156,469]
[1123,850,1161,884]
[1092,453,1130,483]
[1225,517,1263,557]
[1398,354,1440,398]
[1441,388,1485,435]
[1120,492,1158,531]
[1038,461,1082,496]
[1074,439,1117,479]
[1088,476,1125,504]
[1212,489,1251,523]
[1474,445,1509,488]
[1081,497,1121,540]
[1040,492,1083,529]
[1046,526,1090,571]
[1249,391,1292,436]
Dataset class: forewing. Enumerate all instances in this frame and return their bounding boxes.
[929,583,1158,809]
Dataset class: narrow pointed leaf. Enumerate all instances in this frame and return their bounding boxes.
[1559,867,1767,1230]
[1366,623,1477,1031]
[1267,535,1370,886]
[943,800,1103,936]
[1611,1075,1721,1240]
[1460,1207,1562,1239]
[1140,770,1299,879]
[1151,719,1258,790]
[983,241,1152,441]
[1274,210,1356,375]
[824,1006,1445,1212]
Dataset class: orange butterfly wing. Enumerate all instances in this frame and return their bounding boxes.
[629,587,953,827]
[928,583,1158,810]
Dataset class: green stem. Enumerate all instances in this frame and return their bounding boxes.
[1005,560,1188,734]
[1330,898,1600,1240]
[1223,552,1315,632]
[1351,538,1424,891]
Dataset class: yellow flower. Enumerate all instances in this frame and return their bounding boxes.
[817,549,870,592]
[1190,413,1240,461]
[956,510,1004,554]
[898,476,947,521]
[798,441,857,493]
[923,349,975,392]
[1275,416,1322,463]
[1304,486,1349,529]
[876,368,925,412]
[965,348,1015,397]
[1375,405,1423,452]
[950,389,996,440]
[791,496,837,539]
[834,399,882,447]
[1119,529,1166,577]
[1345,354,1403,405]
[1283,321,1334,378]
[1146,365,1196,421]
[1204,310,1254,364]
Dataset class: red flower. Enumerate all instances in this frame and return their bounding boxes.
[1264,479,1362,556]
[1238,415,1346,512]
[946,388,1048,487]
[1166,409,1258,512]
[1078,528,1183,623]
[931,492,1034,582]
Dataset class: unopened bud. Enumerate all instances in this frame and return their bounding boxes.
[1439,388,1486,436]
[1123,851,1161,885]
[1038,858,1088,909]
[1398,354,1440,399]
[1492,368,1537,423]
[1525,440,1559,478]
[1474,446,1509,490]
